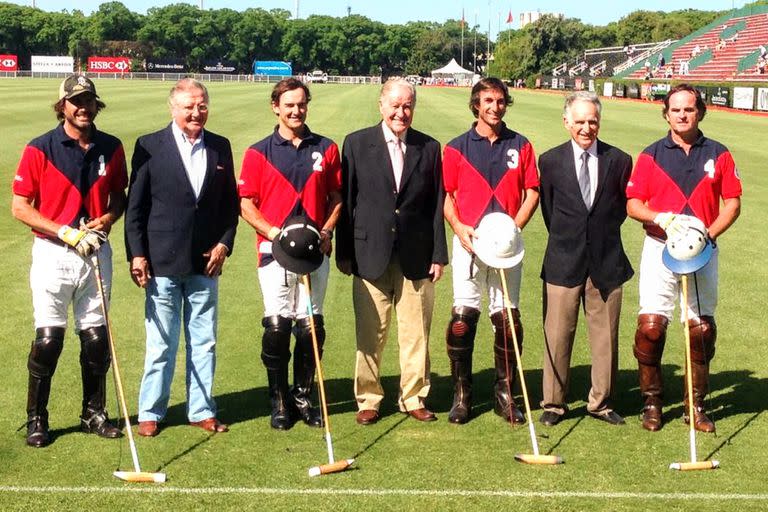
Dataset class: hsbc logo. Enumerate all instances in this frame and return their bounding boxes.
[2,59,15,67]
[88,57,130,72]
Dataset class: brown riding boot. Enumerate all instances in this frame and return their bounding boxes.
[490,310,525,425]
[684,361,715,433]
[639,363,663,432]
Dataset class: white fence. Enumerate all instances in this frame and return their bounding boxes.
[0,71,382,85]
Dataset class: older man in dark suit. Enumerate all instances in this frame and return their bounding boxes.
[538,91,633,427]
[125,78,239,437]
[336,78,448,425]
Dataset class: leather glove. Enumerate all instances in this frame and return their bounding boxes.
[57,224,107,258]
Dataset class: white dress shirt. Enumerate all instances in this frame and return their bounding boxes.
[381,122,407,190]
[571,139,598,206]
[172,121,207,199]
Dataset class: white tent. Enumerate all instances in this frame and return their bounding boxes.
[431,58,475,84]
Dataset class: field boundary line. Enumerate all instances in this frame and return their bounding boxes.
[1,486,767,500]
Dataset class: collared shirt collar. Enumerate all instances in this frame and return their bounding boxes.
[570,139,598,159]
[271,124,317,146]
[54,122,96,149]
[469,121,513,141]
[171,120,205,147]
[381,121,407,144]
[664,130,705,149]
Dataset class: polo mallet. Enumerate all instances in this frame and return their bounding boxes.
[499,269,563,465]
[302,274,354,477]
[669,273,718,471]
[91,252,166,483]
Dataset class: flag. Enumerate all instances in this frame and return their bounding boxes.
[461,8,466,28]
[506,10,513,24]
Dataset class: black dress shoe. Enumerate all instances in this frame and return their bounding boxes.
[589,410,626,426]
[539,410,562,427]
[81,410,123,438]
[26,416,50,448]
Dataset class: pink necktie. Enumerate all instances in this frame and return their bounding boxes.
[391,139,404,189]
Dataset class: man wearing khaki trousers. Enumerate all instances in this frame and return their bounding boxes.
[336,78,448,425]
[538,91,634,427]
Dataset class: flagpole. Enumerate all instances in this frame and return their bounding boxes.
[461,8,465,68]
[473,10,478,74]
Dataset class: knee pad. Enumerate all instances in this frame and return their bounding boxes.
[79,326,111,375]
[294,315,325,357]
[491,309,523,354]
[28,327,65,378]
[446,306,480,350]
[689,316,716,364]
[634,314,668,365]
[261,316,292,368]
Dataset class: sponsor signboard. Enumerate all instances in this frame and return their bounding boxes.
[31,55,74,73]
[203,60,236,74]
[756,88,768,111]
[650,83,670,99]
[732,87,754,110]
[87,56,131,73]
[253,61,292,77]
[145,58,187,72]
[709,87,730,106]
[0,54,18,71]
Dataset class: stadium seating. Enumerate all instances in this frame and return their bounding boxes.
[615,9,768,82]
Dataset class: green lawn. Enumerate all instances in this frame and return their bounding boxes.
[0,79,766,511]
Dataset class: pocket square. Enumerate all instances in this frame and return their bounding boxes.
[216,165,225,171]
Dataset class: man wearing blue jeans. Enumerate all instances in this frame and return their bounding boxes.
[125,78,239,437]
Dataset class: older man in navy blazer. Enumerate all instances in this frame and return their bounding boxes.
[538,91,633,427]
[125,78,238,437]
[336,78,448,425]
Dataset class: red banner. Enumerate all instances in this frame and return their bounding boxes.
[87,56,131,73]
[0,54,18,71]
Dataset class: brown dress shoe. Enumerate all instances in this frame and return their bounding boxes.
[684,407,716,433]
[356,409,380,425]
[641,402,663,432]
[138,421,159,437]
[407,408,437,422]
[190,418,229,433]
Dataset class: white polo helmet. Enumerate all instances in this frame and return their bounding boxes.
[472,212,525,269]
[662,215,714,274]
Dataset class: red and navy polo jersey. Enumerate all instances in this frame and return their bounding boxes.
[13,123,128,239]
[627,131,742,238]
[238,126,342,265]
[443,123,539,228]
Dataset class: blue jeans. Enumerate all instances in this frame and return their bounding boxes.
[138,275,219,423]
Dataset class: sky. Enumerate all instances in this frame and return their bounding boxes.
[18,0,748,39]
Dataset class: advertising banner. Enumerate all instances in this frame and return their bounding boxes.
[0,54,18,71]
[31,55,73,73]
[253,61,292,77]
[603,81,614,97]
[87,56,131,73]
[202,60,237,74]
[709,87,730,106]
[732,87,755,110]
[756,88,768,111]
[145,58,187,72]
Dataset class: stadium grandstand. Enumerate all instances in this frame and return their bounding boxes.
[614,4,768,82]
[550,4,768,84]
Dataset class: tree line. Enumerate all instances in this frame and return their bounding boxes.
[0,1,732,78]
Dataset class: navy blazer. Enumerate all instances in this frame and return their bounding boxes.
[539,139,633,291]
[124,124,239,277]
[336,124,448,281]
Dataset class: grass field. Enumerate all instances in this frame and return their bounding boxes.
[0,79,766,511]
